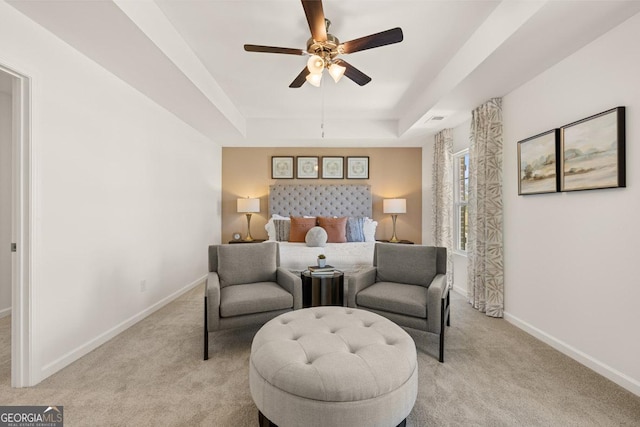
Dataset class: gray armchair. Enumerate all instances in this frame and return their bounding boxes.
[348,243,450,362]
[204,242,302,360]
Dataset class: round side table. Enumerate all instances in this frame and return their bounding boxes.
[300,270,344,307]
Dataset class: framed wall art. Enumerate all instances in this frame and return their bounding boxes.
[322,156,344,179]
[271,156,294,179]
[517,129,560,195]
[296,156,319,179]
[347,156,369,179]
[560,106,625,192]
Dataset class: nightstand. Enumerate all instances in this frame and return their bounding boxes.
[376,239,415,244]
[228,239,266,244]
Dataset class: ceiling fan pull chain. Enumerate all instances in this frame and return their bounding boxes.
[321,79,325,138]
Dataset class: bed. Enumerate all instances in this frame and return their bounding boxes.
[267,184,377,274]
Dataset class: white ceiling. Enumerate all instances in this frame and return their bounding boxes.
[8,0,640,147]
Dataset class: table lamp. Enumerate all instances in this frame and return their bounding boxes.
[383,198,406,243]
[237,197,260,241]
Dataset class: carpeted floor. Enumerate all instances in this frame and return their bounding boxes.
[1,285,639,426]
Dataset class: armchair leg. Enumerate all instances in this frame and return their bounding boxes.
[439,290,451,363]
[446,291,451,327]
[204,296,209,361]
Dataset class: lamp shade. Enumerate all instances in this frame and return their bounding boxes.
[237,198,260,213]
[383,198,406,214]
[328,62,346,83]
[305,73,322,87]
[306,55,325,74]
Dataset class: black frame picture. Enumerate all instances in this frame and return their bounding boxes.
[296,156,319,179]
[346,156,369,179]
[517,129,560,195]
[271,156,294,179]
[560,107,625,192]
[321,157,344,179]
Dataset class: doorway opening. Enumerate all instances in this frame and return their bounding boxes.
[0,63,32,387]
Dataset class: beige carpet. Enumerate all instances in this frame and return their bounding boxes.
[1,286,639,426]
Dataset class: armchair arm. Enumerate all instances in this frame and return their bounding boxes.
[347,266,377,308]
[277,267,303,309]
[427,274,449,334]
[206,272,221,331]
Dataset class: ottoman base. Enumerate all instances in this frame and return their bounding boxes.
[258,411,407,427]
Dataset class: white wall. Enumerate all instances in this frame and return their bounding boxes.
[0,2,222,384]
[0,89,11,317]
[503,12,640,395]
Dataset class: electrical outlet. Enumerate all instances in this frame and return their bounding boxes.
[140,280,147,292]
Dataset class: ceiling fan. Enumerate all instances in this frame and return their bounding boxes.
[244,0,403,88]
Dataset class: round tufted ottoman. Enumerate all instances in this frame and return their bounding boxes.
[249,306,417,427]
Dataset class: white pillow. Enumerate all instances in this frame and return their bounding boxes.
[265,219,276,241]
[363,217,378,242]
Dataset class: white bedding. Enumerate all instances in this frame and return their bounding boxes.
[276,241,375,274]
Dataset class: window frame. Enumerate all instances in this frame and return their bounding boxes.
[453,149,469,256]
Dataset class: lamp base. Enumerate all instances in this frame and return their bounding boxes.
[243,213,254,241]
[389,214,400,243]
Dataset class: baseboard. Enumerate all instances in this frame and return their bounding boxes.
[504,311,640,397]
[39,275,206,381]
[452,284,466,297]
[0,306,10,319]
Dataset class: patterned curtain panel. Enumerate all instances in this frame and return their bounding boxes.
[468,98,504,318]
[432,129,454,289]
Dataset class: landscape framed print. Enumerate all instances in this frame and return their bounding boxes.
[296,156,319,179]
[271,156,294,179]
[517,129,560,195]
[346,156,369,179]
[560,106,625,192]
[321,156,344,179]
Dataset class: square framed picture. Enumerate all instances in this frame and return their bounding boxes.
[347,156,369,179]
[560,106,625,192]
[271,156,294,179]
[296,156,319,179]
[321,156,344,179]
[517,129,560,195]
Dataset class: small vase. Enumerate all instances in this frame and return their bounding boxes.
[318,259,326,268]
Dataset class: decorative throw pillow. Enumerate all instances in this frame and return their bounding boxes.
[265,215,290,240]
[289,217,317,242]
[346,217,365,242]
[318,216,347,243]
[305,226,328,247]
[273,219,291,241]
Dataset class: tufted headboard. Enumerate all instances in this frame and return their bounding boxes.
[269,184,372,218]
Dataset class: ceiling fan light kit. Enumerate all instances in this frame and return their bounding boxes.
[244,0,403,88]
[328,62,346,83]
[307,55,325,74]
[305,72,323,87]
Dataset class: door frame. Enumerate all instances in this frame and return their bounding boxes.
[1,62,33,387]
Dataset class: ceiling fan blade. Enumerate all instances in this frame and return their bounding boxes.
[301,0,327,41]
[340,27,404,54]
[334,59,371,86]
[244,44,306,56]
[289,67,311,88]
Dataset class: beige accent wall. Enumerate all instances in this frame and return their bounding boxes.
[222,147,422,244]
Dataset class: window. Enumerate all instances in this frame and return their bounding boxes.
[454,149,469,253]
